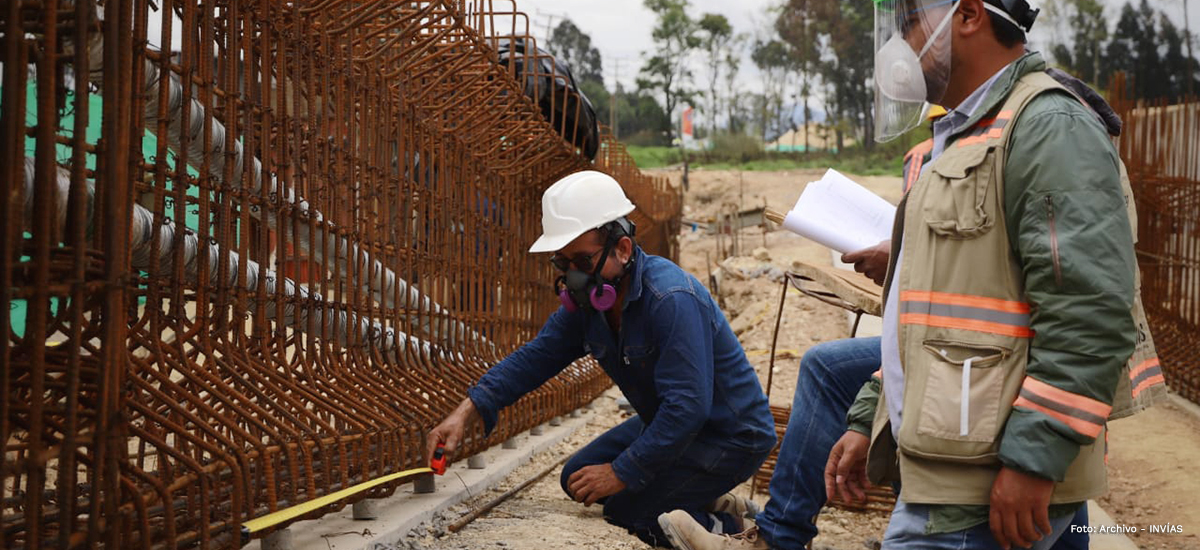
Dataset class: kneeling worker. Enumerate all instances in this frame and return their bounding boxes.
[427,171,776,547]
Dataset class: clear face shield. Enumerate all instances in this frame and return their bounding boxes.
[873,0,960,142]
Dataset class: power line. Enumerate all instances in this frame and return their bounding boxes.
[605,53,634,140]
[532,10,571,43]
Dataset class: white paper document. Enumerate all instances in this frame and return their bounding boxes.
[781,169,897,254]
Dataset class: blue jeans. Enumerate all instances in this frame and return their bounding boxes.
[883,500,1081,550]
[753,337,1091,550]
[755,337,884,549]
[561,416,769,547]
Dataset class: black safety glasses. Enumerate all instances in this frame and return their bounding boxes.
[550,249,605,272]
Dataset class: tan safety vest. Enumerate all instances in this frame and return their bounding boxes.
[868,71,1166,505]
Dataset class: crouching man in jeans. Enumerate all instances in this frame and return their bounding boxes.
[427,171,776,547]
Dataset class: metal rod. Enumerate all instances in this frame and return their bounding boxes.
[446,452,572,533]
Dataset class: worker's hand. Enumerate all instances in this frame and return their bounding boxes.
[567,463,627,506]
[841,240,891,286]
[824,430,870,504]
[426,398,480,465]
[989,466,1055,550]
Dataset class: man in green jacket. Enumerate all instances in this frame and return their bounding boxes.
[824,0,1155,549]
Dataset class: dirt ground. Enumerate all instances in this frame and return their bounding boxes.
[403,168,1200,550]
[1099,398,1200,549]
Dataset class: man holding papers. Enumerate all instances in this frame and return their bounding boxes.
[659,0,1163,549]
[827,0,1162,549]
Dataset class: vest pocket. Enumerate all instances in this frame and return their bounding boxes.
[905,339,1012,462]
[921,145,996,239]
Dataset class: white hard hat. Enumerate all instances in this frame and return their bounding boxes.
[528,171,636,253]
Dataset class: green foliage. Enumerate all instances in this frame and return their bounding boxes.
[626,145,904,175]
[1159,15,1192,100]
[1067,0,1108,85]
[776,0,822,153]
[751,39,793,140]
[811,0,875,151]
[541,21,671,144]
[625,123,928,175]
[638,0,701,137]
[1101,0,1198,101]
[547,19,605,86]
[698,13,733,135]
[626,145,684,167]
[710,132,764,163]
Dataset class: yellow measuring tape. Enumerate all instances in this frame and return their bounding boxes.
[241,466,433,538]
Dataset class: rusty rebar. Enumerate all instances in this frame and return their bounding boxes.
[2,0,679,548]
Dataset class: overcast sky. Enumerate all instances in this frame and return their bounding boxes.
[517,0,1199,113]
[144,0,1198,124]
[516,0,778,93]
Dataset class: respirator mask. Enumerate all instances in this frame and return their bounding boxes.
[551,219,636,313]
[873,0,959,142]
[873,0,1040,142]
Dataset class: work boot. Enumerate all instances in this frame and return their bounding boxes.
[658,510,771,550]
[706,492,761,521]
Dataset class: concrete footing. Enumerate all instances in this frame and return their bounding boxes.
[549,416,563,426]
[352,500,377,520]
[502,437,519,449]
[467,454,487,469]
[530,424,545,436]
[262,528,292,550]
[413,473,436,494]
[240,389,618,550]
[571,409,582,418]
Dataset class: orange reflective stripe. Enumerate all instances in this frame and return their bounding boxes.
[973,110,1015,128]
[1129,357,1160,378]
[956,127,1004,147]
[899,313,1034,338]
[1133,374,1166,398]
[1021,377,1112,419]
[905,155,924,192]
[1014,395,1105,438]
[900,291,1030,314]
[1129,357,1165,398]
[904,139,934,193]
[970,110,1015,129]
[954,111,1014,148]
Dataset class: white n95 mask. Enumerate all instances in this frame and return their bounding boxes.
[872,0,959,142]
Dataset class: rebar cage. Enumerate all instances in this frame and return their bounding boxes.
[0,0,681,547]
[1111,74,1200,407]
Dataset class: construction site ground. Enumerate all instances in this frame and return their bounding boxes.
[403,169,1200,550]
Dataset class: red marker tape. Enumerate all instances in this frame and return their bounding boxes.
[430,444,447,475]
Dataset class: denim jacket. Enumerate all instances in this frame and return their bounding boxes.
[468,247,776,491]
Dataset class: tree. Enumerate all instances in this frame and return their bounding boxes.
[1159,13,1200,101]
[777,0,822,153]
[547,19,604,86]
[723,33,748,133]
[1133,0,1163,99]
[1104,0,1164,100]
[751,39,791,141]
[1041,0,1075,60]
[1103,2,1138,90]
[578,78,612,132]
[697,13,732,136]
[1068,0,1108,86]
[813,0,875,151]
[637,0,700,139]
